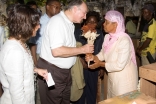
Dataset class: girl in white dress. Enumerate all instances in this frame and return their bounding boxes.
[0,4,48,104]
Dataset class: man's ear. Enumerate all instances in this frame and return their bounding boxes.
[46,5,50,10]
[72,5,79,13]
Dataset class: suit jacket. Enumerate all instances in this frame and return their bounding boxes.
[0,40,35,104]
[97,34,138,98]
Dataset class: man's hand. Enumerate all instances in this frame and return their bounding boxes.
[80,44,94,54]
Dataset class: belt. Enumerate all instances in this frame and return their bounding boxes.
[38,57,69,70]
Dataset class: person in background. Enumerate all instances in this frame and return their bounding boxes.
[126,17,138,35]
[26,1,42,66]
[136,4,156,65]
[73,11,104,104]
[36,0,61,58]
[26,1,38,9]
[0,4,48,104]
[26,1,42,15]
[85,10,138,98]
[37,0,94,104]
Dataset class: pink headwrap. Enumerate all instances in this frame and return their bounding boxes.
[103,10,136,65]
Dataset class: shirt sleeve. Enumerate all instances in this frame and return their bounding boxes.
[146,24,155,39]
[97,49,105,61]
[2,46,27,104]
[47,18,66,49]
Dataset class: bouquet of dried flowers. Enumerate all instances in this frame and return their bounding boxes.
[81,24,99,66]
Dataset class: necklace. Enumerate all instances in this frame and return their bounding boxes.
[18,40,31,55]
[18,40,36,68]
[18,40,37,66]
[18,40,35,65]
[17,40,38,91]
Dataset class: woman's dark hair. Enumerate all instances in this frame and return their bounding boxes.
[81,11,101,26]
[6,4,15,16]
[86,11,101,23]
[7,4,40,42]
[64,0,84,10]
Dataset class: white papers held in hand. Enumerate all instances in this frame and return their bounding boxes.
[46,72,55,87]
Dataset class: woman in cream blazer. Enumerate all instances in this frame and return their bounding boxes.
[86,10,138,98]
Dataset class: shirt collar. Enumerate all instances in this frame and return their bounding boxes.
[44,13,50,19]
[60,11,73,24]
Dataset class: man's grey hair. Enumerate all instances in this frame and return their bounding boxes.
[64,0,85,11]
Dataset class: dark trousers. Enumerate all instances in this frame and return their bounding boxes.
[73,69,98,104]
[37,57,72,104]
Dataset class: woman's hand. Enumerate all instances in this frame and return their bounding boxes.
[34,68,48,80]
[88,56,105,69]
[85,53,94,62]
